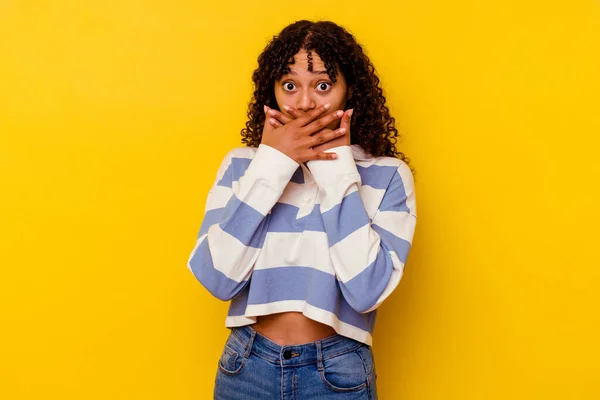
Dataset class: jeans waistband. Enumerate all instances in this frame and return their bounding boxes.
[230,325,366,367]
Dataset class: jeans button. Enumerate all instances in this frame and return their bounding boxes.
[283,350,292,359]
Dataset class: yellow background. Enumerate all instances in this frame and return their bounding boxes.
[1,1,599,398]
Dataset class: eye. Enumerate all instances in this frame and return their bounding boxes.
[316,82,332,92]
[282,81,296,91]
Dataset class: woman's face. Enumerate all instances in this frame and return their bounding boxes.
[274,49,348,130]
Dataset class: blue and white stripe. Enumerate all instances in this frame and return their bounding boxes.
[187,144,416,345]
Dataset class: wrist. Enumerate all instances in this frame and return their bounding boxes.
[246,144,299,191]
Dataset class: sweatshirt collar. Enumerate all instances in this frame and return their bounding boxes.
[350,144,373,161]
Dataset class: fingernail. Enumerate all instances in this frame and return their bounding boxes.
[348,109,354,117]
[331,153,338,159]
[267,109,275,116]
[324,103,331,110]
[264,105,268,113]
[283,105,291,111]
[339,128,346,134]
[336,110,343,117]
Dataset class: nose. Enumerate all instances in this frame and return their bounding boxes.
[296,89,317,112]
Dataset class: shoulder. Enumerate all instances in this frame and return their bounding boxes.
[352,145,410,176]
[387,157,414,187]
[214,146,258,181]
[358,154,414,189]
[223,146,259,161]
[367,155,416,215]
[217,146,259,169]
[369,155,410,172]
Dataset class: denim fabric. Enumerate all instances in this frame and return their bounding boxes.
[214,325,378,399]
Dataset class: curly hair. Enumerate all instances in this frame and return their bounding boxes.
[241,20,412,170]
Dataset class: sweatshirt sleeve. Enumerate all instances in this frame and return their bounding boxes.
[306,145,417,313]
[187,144,299,301]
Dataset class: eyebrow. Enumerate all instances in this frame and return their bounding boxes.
[287,70,329,76]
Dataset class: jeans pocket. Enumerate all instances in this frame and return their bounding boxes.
[356,344,376,380]
[320,345,369,392]
[218,332,248,376]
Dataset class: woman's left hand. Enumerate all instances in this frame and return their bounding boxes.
[265,105,352,153]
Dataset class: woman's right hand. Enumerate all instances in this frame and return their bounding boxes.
[260,103,346,164]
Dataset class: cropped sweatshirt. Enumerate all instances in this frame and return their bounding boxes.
[187,143,417,345]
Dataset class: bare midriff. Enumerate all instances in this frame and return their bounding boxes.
[253,312,337,345]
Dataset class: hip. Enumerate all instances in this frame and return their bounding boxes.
[213,325,378,399]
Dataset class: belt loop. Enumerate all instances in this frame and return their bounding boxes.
[315,341,324,371]
[244,328,256,359]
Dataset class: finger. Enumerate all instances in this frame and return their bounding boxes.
[268,118,282,129]
[308,127,346,147]
[302,109,344,135]
[309,128,333,136]
[262,106,274,134]
[282,105,304,119]
[304,150,338,162]
[267,107,294,124]
[339,109,353,134]
[293,103,331,127]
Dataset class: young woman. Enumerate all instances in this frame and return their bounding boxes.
[187,20,417,399]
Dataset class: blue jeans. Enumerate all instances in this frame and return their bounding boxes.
[214,325,378,399]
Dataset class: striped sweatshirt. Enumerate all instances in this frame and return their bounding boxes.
[187,143,416,345]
